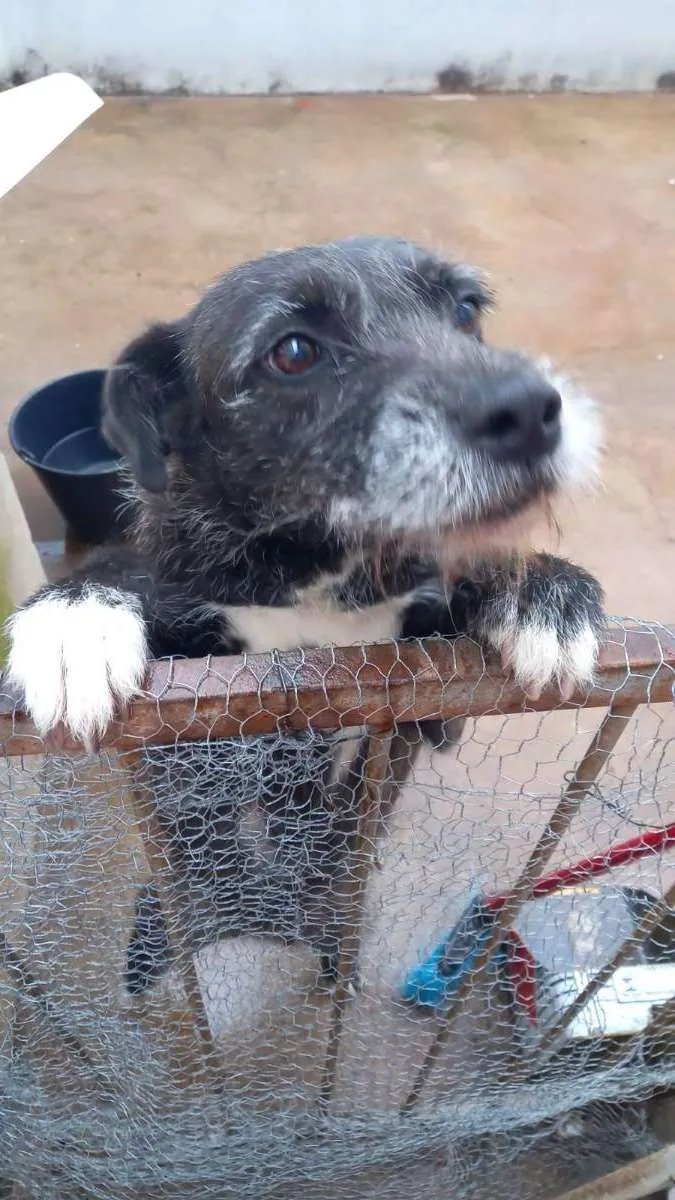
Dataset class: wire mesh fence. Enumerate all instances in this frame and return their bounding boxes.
[0,620,674,1200]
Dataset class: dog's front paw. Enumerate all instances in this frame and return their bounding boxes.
[5,585,148,746]
[480,556,605,700]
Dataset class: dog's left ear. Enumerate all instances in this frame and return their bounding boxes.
[102,322,185,493]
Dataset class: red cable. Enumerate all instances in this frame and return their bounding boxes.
[485,820,675,912]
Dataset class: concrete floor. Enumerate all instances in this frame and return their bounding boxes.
[0,93,674,620]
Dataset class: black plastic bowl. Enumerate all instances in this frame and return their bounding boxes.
[8,369,130,545]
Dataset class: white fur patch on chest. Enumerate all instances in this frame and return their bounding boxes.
[222,575,412,655]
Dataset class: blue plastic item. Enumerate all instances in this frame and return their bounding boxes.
[399,895,507,1010]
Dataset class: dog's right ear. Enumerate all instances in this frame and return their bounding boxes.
[102,322,185,493]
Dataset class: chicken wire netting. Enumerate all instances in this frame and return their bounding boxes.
[0,623,673,1200]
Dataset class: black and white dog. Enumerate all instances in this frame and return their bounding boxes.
[6,237,604,991]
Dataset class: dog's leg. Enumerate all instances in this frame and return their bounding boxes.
[4,545,235,746]
[3,546,251,994]
[402,552,605,700]
[6,567,148,749]
[126,882,171,994]
[126,747,246,995]
[359,551,603,862]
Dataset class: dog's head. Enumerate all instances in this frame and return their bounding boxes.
[103,236,601,550]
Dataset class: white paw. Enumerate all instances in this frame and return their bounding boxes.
[488,616,599,700]
[6,588,148,745]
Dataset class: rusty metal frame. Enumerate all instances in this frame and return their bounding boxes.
[401,699,640,1113]
[0,625,673,754]
[551,1146,675,1200]
[1,623,673,1115]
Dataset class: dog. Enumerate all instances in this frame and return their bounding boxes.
[5,236,605,992]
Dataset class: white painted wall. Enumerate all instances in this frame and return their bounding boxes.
[1,0,674,94]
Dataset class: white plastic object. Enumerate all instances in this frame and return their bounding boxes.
[538,964,675,1041]
[0,72,102,201]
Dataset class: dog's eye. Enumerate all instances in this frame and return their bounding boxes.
[267,335,320,375]
[456,299,481,334]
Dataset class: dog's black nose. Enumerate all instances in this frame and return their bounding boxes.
[465,377,562,463]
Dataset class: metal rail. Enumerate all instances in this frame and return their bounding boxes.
[0,623,672,755]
